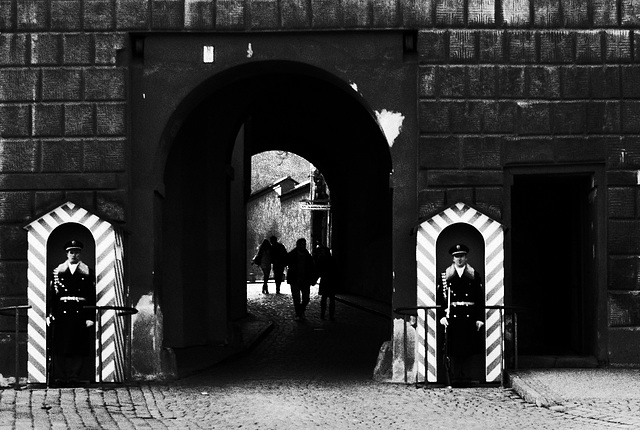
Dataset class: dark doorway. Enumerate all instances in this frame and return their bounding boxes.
[511,174,595,358]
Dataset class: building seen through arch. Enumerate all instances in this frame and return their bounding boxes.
[247,152,333,283]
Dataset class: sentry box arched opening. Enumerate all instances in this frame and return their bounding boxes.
[24,202,128,384]
[416,202,505,383]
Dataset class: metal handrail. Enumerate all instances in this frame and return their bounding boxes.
[83,305,138,387]
[394,306,441,385]
[485,305,521,372]
[393,304,521,387]
[0,305,32,389]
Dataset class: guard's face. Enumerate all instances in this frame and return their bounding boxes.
[67,249,81,264]
[452,253,467,268]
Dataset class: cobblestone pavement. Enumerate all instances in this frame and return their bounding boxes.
[0,283,637,429]
[509,368,640,429]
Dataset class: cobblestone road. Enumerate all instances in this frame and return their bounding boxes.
[0,283,636,429]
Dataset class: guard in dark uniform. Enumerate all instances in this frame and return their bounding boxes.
[47,240,96,386]
[437,244,484,386]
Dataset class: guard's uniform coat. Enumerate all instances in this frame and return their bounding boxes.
[437,264,484,357]
[49,261,96,356]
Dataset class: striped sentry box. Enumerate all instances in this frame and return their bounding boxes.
[416,202,505,383]
[24,202,127,383]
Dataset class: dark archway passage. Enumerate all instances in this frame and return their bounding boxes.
[159,63,393,370]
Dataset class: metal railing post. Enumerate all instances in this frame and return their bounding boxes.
[96,307,103,387]
[499,307,504,387]
[0,305,32,389]
[83,305,137,388]
[514,311,519,369]
[403,314,408,384]
[394,304,523,387]
[394,306,441,387]
[14,309,19,389]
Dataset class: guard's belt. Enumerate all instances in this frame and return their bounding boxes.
[451,301,475,306]
[60,296,86,302]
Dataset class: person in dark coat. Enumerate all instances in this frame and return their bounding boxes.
[437,243,484,386]
[270,236,287,295]
[313,242,336,320]
[286,238,317,321]
[47,240,96,386]
[252,239,272,294]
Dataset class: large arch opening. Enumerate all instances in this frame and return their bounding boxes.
[157,62,393,369]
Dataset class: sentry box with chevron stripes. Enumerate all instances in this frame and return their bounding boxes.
[377,203,507,386]
[24,202,130,385]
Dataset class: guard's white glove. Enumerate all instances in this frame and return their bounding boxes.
[476,321,484,331]
[86,320,94,328]
[439,317,448,327]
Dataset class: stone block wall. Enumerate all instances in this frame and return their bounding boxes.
[2,0,638,33]
[416,28,638,217]
[0,4,130,376]
[0,30,127,316]
[415,24,640,361]
[1,0,640,372]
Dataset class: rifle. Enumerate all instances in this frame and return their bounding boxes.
[46,272,63,387]
[442,272,452,387]
[46,321,53,386]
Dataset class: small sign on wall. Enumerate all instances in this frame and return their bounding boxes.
[203,46,215,63]
[300,202,331,211]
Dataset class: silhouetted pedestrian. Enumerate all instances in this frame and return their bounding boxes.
[286,238,317,320]
[313,242,336,320]
[252,239,272,294]
[270,236,287,294]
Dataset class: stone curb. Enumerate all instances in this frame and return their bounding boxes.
[507,372,563,410]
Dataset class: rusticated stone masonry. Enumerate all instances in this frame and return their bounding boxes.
[1,0,640,369]
[0,0,639,32]
[413,24,640,339]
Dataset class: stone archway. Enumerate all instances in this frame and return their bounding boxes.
[155,62,394,373]
[129,33,414,377]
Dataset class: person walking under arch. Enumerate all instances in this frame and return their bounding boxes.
[252,239,272,294]
[286,238,317,321]
[270,236,287,295]
[313,242,336,321]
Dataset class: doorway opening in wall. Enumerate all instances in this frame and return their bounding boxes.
[246,151,332,288]
[510,171,600,367]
